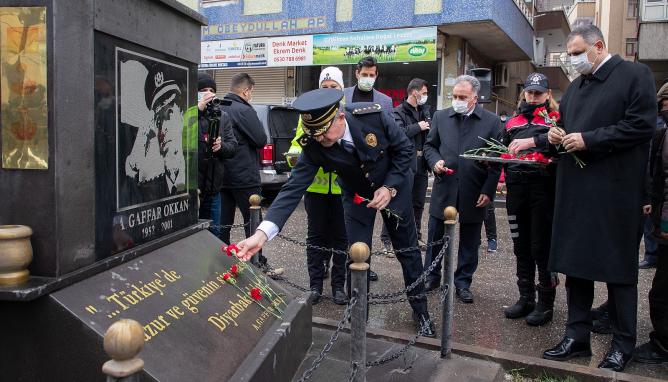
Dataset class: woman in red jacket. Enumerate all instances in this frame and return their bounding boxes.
[502,73,559,326]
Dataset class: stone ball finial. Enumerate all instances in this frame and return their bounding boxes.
[249,194,262,207]
[349,242,370,271]
[102,319,145,378]
[103,319,145,361]
[0,225,34,286]
[444,206,458,223]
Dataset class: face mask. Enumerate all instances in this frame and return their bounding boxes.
[662,110,668,124]
[358,77,375,91]
[198,92,205,102]
[500,116,508,122]
[452,99,469,114]
[571,46,596,75]
[418,94,428,105]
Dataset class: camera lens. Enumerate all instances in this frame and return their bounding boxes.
[211,98,222,106]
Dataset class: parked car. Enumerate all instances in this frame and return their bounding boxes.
[252,104,300,199]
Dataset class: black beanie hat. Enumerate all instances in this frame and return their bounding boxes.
[198,72,216,92]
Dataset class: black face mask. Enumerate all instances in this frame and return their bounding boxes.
[662,110,668,125]
[518,101,548,119]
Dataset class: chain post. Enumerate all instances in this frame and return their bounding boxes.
[441,206,457,358]
[248,194,262,266]
[349,242,369,382]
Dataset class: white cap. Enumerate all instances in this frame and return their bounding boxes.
[319,67,344,89]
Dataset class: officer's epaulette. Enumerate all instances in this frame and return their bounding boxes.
[346,102,382,115]
[297,133,311,148]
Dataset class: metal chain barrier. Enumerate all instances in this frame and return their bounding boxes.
[272,234,451,303]
[365,329,423,368]
[367,285,448,305]
[347,362,359,382]
[297,293,358,382]
[207,222,250,230]
[368,237,450,300]
[276,233,350,257]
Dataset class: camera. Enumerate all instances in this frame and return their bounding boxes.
[202,97,231,155]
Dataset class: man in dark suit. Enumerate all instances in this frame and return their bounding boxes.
[234,88,436,337]
[543,25,656,372]
[423,75,503,303]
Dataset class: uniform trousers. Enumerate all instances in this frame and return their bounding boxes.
[304,192,348,293]
[650,246,668,347]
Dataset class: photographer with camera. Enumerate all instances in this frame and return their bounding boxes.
[198,73,237,238]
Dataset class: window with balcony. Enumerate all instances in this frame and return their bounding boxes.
[626,38,638,56]
[642,0,668,21]
[628,0,639,17]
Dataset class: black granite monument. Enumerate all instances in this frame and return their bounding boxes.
[0,1,311,381]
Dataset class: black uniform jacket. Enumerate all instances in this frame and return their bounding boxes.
[264,102,414,230]
[198,110,238,195]
[220,93,268,189]
[424,104,503,224]
[393,100,431,175]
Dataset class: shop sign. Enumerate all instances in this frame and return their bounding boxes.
[267,35,313,67]
[312,26,437,65]
[200,38,268,68]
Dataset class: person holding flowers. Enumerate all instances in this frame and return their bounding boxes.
[502,72,559,326]
[542,25,656,372]
[233,88,436,338]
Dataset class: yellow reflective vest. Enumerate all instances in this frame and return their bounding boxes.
[287,117,342,195]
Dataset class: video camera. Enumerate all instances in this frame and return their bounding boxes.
[203,97,231,155]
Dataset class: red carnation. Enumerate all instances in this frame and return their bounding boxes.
[548,111,560,122]
[533,106,547,117]
[353,193,366,205]
[222,272,236,284]
[500,153,514,159]
[250,287,263,301]
[230,264,239,277]
[223,243,239,257]
[444,168,456,175]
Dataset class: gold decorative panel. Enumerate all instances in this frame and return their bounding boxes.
[1,7,48,170]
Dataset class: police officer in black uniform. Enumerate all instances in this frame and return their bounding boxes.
[234,88,436,337]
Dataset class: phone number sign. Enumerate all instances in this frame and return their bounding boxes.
[267,35,313,67]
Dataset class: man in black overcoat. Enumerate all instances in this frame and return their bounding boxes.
[233,88,436,337]
[423,75,503,303]
[542,25,657,372]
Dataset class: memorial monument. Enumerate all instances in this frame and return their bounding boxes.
[0,1,310,381]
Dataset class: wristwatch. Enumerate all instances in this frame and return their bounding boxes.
[383,186,397,198]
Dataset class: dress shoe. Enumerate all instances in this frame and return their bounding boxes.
[332,289,349,305]
[310,289,322,305]
[542,337,592,361]
[412,312,437,338]
[424,279,441,292]
[369,270,379,281]
[598,348,631,372]
[634,341,668,364]
[456,288,474,303]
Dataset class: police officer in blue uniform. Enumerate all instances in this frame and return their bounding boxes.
[235,88,436,337]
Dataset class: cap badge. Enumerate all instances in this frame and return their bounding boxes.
[365,133,377,148]
[530,74,541,85]
[302,113,312,122]
[154,71,165,87]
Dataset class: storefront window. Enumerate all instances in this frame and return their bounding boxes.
[296,61,439,114]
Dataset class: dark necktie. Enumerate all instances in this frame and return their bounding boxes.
[340,139,355,154]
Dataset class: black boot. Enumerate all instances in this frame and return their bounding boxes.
[526,285,555,326]
[504,279,535,319]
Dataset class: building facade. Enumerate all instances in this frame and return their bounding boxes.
[637,0,668,86]
[566,0,639,61]
[195,0,542,115]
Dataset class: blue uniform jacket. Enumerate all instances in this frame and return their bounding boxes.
[264,102,414,230]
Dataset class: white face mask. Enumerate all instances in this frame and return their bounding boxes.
[358,77,376,91]
[570,46,597,75]
[418,94,428,105]
[452,99,470,114]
